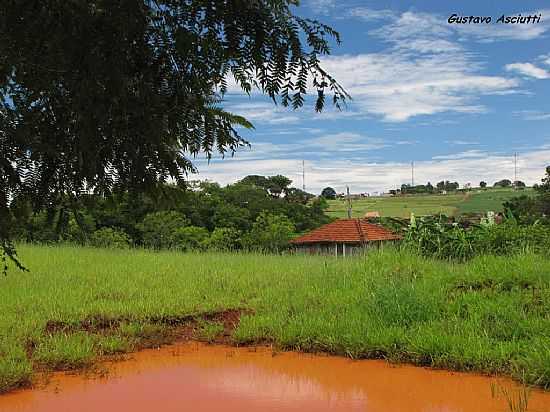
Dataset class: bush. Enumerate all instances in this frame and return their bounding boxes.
[137,211,189,249]
[203,227,241,251]
[65,212,96,244]
[172,226,209,251]
[474,222,550,256]
[405,216,550,260]
[243,212,295,252]
[90,227,131,249]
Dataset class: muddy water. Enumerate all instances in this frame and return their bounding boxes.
[2,343,550,412]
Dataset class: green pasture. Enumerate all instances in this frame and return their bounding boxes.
[1,244,549,394]
[326,188,534,218]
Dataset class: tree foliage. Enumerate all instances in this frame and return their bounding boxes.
[321,187,337,199]
[243,212,295,252]
[0,0,348,271]
[507,166,550,223]
[405,215,550,261]
[494,179,512,188]
[9,175,330,253]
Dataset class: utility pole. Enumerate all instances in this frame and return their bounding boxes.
[346,186,352,219]
[411,161,415,187]
[514,152,518,189]
[302,160,306,191]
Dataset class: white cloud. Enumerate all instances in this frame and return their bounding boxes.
[454,11,550,42]
[514,110,550,120]
[347,8,395,22]
[199,132,389,165]
[370,11,458,54]
[505,62,550,79]
[223,9,537,125]
[319,53,517,122]
[194,148,550,193]
[307,0,335,15]
[432,150,487,160]
[304,132,388,152]
[227,102,301,124]
[446,140,481,146]
[352,8,550,43]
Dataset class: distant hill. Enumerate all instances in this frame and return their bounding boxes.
[326,188,535,219]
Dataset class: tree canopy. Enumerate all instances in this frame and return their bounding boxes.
[321,187,337,199]
[0,0,347,270]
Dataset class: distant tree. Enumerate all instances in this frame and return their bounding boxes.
[505,167,550,225]
[212,203,251,231]
[90,227,131,249]
[494,179,512,188]
[266,175,292,198]
[239,175,270,190]
[447,181,459,191]
[172,226,209,251]
[321,187,337,199]
[243,212,295,252]
[310,196,329,214]
[503,196,541,225]
[514,181,526,188]
[285,188,315,204]
[137,211,189,249]
[435,180,459,192]
[534,166,550,217]
[534,166,550,194]
[479,181,487,188]
[203,227,241,251]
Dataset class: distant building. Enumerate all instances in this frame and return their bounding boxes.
[364,211,381,218]
[291,218,401,256]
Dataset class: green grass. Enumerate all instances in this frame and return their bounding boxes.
[326,188,534,218]
[1,244,550,394]
[457,188,535,214]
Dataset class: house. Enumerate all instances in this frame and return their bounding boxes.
[291,218,401,256]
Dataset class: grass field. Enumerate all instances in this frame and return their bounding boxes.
[326,188,534,219]
[1,244,549,394]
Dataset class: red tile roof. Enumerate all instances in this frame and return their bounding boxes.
[291,219,401,244]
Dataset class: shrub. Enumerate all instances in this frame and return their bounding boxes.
[137,211,189,249]
[65,212,96,244]
[405,216,550,260]
[404,216,476,261]
[474,222,550,256]
[243,212,295,252]
[172,226,209,251]
[90,227,131,249]
[203,227,241,251]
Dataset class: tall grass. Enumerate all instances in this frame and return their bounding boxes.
[1,244,549,394]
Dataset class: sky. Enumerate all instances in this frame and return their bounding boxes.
[194,0,550,195]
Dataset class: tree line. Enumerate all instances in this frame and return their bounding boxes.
[7,175,330,253]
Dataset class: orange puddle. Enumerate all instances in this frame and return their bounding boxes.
[1,342,550,412]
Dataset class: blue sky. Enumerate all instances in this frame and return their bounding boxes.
[195,0,550,194]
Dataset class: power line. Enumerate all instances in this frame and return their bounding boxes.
[411,161,415,187]
[302,160,306,191]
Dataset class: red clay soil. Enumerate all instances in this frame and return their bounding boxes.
[2,342,550,412]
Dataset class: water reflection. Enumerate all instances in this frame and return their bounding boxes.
[1,342,549,412]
